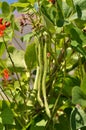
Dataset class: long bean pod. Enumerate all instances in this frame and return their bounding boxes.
[37,42,44,107]
[42,42,51,118]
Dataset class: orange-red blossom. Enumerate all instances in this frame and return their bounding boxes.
[2,69,9,81]
[0,18,10,37]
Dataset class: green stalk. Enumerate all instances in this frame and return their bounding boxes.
[0,86,11,103]
[42,42,51,118]
[3,38,21,89]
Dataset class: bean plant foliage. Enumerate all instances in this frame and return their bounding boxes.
[0,0,86,130]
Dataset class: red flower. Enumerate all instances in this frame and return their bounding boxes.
[3,69,9,80]
[48,0,55,4]
[0,24,6,37]
[0,31,4,37]
[0,18,10,37]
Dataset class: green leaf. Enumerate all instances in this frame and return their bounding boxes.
[30,119,47,130]
[72,86,86,107]
[71,40,86,57]
[54,114,70,130]
[21,32,35,43]
[41,6,55,32]
[56,0,64,19]
[74,0,86,11]
[18,0,28,2]
[76,5,82,18]
[0,124,3,130]
[71,40,79,47]
[56,19,64,27]
[70,28,82,44]
[1,2,10,16]
[7,49,25,70]
[81,73,86,95]
[24,43,37,70]
[36,119,47,127]
[11,2,29,7]
[70,106,86,130]
[0,42,5,57]
[1,101,14,125]
[27,0,35,4]
[66,0,74,7]
[63,77,80,97]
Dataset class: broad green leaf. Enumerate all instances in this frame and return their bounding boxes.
[1,2,10,16]
[81,73,86,95]
[70,106,86,130]
[1,101,14,125]
[11,2,29,7]
[72,86,86,106]
[24,43,37,70]
[66,0,74,7]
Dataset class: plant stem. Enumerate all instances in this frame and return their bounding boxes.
[14,36,24,50]
[3,37,22,87]
[3,37,26,98]
[0,86,11,103]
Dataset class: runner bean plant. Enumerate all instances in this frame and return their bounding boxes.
[0,0,86,130]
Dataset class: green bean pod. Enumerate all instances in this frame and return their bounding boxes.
[37,42,44,107]
[42,42,51,118]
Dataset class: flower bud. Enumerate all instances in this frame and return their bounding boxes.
[5,22,11,27]
[0,18,3,24]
